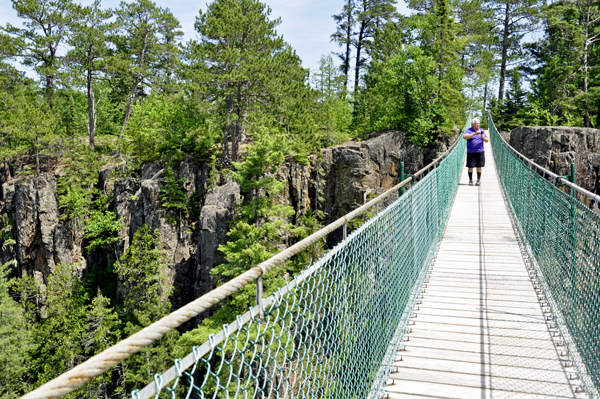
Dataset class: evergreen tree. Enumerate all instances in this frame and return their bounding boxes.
[485,0,542,102]
[501,68,526,128]
[352,0,398,92]
[116,224,177,392]
[0,261,35,398]
[214,128,297,315]
[66,0,114,150]
[33,263,88,386]
[331,0,356,92]
[188,0,309,164]
[112,0,183,143]
[1,0,76,107]
[311,54,353,146]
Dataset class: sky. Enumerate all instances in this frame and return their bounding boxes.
[0,0,412,78]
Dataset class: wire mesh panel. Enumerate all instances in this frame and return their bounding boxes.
[489,115,600,398]
[131,130,468,399]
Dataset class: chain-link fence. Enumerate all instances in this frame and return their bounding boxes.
[489,114,600,398]
[131,130,468,399]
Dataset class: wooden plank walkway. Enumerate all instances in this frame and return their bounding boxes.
[386,141,586,399]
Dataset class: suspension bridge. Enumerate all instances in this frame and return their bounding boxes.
[22,114,600,399]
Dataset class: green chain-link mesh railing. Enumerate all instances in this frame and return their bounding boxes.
[131,121,469,399]
[488,114,600,398]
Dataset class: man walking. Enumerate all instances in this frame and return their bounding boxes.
[463,118,489,186]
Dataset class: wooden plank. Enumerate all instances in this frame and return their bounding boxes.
[389,368,579,398]
[396,347,568,371]
[393,356,570,383]
[407,330,558,350]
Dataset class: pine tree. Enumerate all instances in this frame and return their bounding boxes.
[311,55,352,146]
[485,0,542,102]
[189,0,311,164]
[116,224,177,392]
[331,0,356,92]
[0,261,35,398]
[66,0,114,150]
[112,0,183,143]
[501,68,526,128]
[214,128,297,315]
[352,0,398,92]
[1,0,77,107]
[33,263,88,386]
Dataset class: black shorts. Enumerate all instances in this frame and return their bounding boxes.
[466,152,485,168]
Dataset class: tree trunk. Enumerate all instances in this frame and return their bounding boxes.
[354,23,366,93]
[483,80,489,113]
[222,94,233,166]
[118,32,149,142]
[119,74,141,141]
[46,75,54,109]
[582,14,591,127]
[343,0,353,91]
[498,1,511,102]
[233,82,242,163]
[35,136,40,177]
[241,81,249,145]
[87,63,96,151]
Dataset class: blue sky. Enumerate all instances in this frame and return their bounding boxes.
[0,0,412,78]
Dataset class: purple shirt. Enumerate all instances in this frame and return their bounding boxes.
[465,127,487,153]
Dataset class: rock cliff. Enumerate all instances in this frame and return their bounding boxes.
[509,126,600,202]
[0,129,457,311]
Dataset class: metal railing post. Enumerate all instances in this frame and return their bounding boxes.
[400,162,405,195]
[570,162,576,199]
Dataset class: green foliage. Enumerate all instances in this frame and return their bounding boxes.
[0,261,35,398]
[57,142,100,222]
[116,224,171,320]
[124,94,219,163]
[158,167,188,222]
[357,46,454,146]
[84,210,124,251]
[33,263,88,386]
[116,224,178,391]
[217,128,295,277]
[311,54,353,147]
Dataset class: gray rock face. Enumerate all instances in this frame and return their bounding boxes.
[196,181,242,298]
[0,174,85,284]
[510,126,600,200]
[275,130,426,229]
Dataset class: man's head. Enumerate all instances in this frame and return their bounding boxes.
[471,118,480,130]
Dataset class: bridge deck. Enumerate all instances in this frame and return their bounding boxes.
[387,142,586,399]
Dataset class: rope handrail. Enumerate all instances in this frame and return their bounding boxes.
[488,114,600,204]
[21,119,470,399]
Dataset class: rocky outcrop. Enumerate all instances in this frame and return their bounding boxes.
[510,126,600,200]
[0,174,85,283]
[0,129,458,311]
[196,182,241,298]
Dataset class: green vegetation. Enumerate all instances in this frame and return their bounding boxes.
[0,0,598,395]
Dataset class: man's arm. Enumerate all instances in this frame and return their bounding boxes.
[463,131,478,139]
[482,130,490,142]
